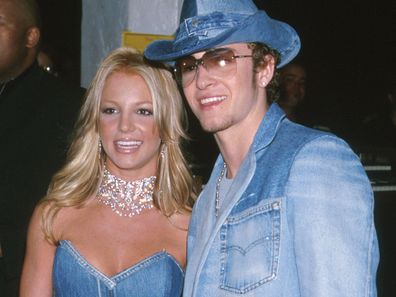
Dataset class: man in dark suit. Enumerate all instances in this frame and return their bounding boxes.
[0,0,84,295]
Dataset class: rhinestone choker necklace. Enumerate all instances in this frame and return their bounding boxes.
[97,168,156,217]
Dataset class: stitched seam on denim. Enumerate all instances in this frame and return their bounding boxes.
[219,225,228,285]
[184,13,245,36]
[278,37,300,56]
[61,240,116,289]
[111,252,184,282]
[227,200,280,223]
[364,209,376,297]
[219,201,281,293]
[96,278,102,297]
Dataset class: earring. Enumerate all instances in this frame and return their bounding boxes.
[98,140,102,159]
[261,80,267,87]
[160,144,166,159]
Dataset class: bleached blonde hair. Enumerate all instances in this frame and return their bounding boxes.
[41,47,196,243]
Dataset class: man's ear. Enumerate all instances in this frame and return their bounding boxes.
[26,26,40,48]
[256,55,275,88]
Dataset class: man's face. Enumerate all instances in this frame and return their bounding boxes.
[279,64,306,107]
[181,43,269,136]
[0,0,29,82]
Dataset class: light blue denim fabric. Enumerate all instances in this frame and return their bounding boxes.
[184,103,379,296]
[144,0,300,67]
[53,240,184,297]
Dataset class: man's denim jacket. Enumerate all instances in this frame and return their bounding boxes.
[184,103,379,297]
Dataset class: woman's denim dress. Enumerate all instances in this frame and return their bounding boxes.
[52,240,183,297]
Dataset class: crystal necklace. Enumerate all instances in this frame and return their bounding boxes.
[97,168,156,217]
[215,162,227,217]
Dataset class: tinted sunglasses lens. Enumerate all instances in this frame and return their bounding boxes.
[175,48,237,87]
[203,48,236,76]
[176,56,197,87]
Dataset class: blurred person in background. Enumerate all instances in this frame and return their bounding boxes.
[0,0,84,295]
[278,62,307,122]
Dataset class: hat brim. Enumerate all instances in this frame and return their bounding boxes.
[144,23,239,62]
[145,11,300,68]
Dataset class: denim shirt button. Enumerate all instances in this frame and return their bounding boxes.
[272,202,280,210]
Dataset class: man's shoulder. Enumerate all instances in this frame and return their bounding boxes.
[13,64,85,104]
[39,69,85,98]
[272,119,334,150]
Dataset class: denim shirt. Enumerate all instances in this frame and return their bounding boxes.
[53,240,184,297]
[184,103,379,297]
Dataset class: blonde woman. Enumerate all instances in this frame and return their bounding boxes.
[20,47,196,297]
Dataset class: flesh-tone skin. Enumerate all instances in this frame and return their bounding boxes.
[278,63,306,120]
[99,71,162,180]
[20,72,190,297]
[0,0,40,82]
[182,43,275,178]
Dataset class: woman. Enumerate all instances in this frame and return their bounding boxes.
[20,47,196,297]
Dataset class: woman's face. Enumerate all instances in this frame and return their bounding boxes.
[99,70,161,180]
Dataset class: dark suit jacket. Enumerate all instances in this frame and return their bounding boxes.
[0,63,85,296]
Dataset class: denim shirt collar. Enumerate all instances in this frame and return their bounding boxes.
[211,103,286,176]
[208,103,286,218]
[252,102,286,153]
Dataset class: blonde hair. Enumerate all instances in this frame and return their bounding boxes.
[41,47,196,243]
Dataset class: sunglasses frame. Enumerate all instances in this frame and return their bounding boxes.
[174,48,252,87]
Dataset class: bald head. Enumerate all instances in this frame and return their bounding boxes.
[0,0,41,82]
[5,0,40,28]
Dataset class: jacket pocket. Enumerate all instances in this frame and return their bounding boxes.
[219,198,281,294]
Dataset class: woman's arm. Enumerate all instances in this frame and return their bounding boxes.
[20,205,56,297]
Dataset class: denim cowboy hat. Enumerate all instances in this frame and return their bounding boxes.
[144,0,301,67]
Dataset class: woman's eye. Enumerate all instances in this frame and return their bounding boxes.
[101,107,117,114]
[137,108,153,116]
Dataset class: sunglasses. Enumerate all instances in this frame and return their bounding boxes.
[174,48,253,87]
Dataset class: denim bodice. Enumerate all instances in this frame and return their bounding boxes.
[53,240,183,297]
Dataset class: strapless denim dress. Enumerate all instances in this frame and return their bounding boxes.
[52,240,184,297]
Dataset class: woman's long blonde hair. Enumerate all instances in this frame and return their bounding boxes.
[41,47,196,243]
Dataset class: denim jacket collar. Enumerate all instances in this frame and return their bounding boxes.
[252,103,286,153]
[188,104,286,295]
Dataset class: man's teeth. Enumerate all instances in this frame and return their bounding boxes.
[200,96,226,105]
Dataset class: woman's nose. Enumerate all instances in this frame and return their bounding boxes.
[119,113,135,132]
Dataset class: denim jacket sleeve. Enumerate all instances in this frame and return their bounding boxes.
[286,135,379,297]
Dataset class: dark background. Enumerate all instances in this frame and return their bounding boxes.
[36,0,395,146]
[257,0,395,144]
[36,0,82,85]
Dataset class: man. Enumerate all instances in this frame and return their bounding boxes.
[0,0,84,295]
[145,0,379,296]
[278,62,307,122]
